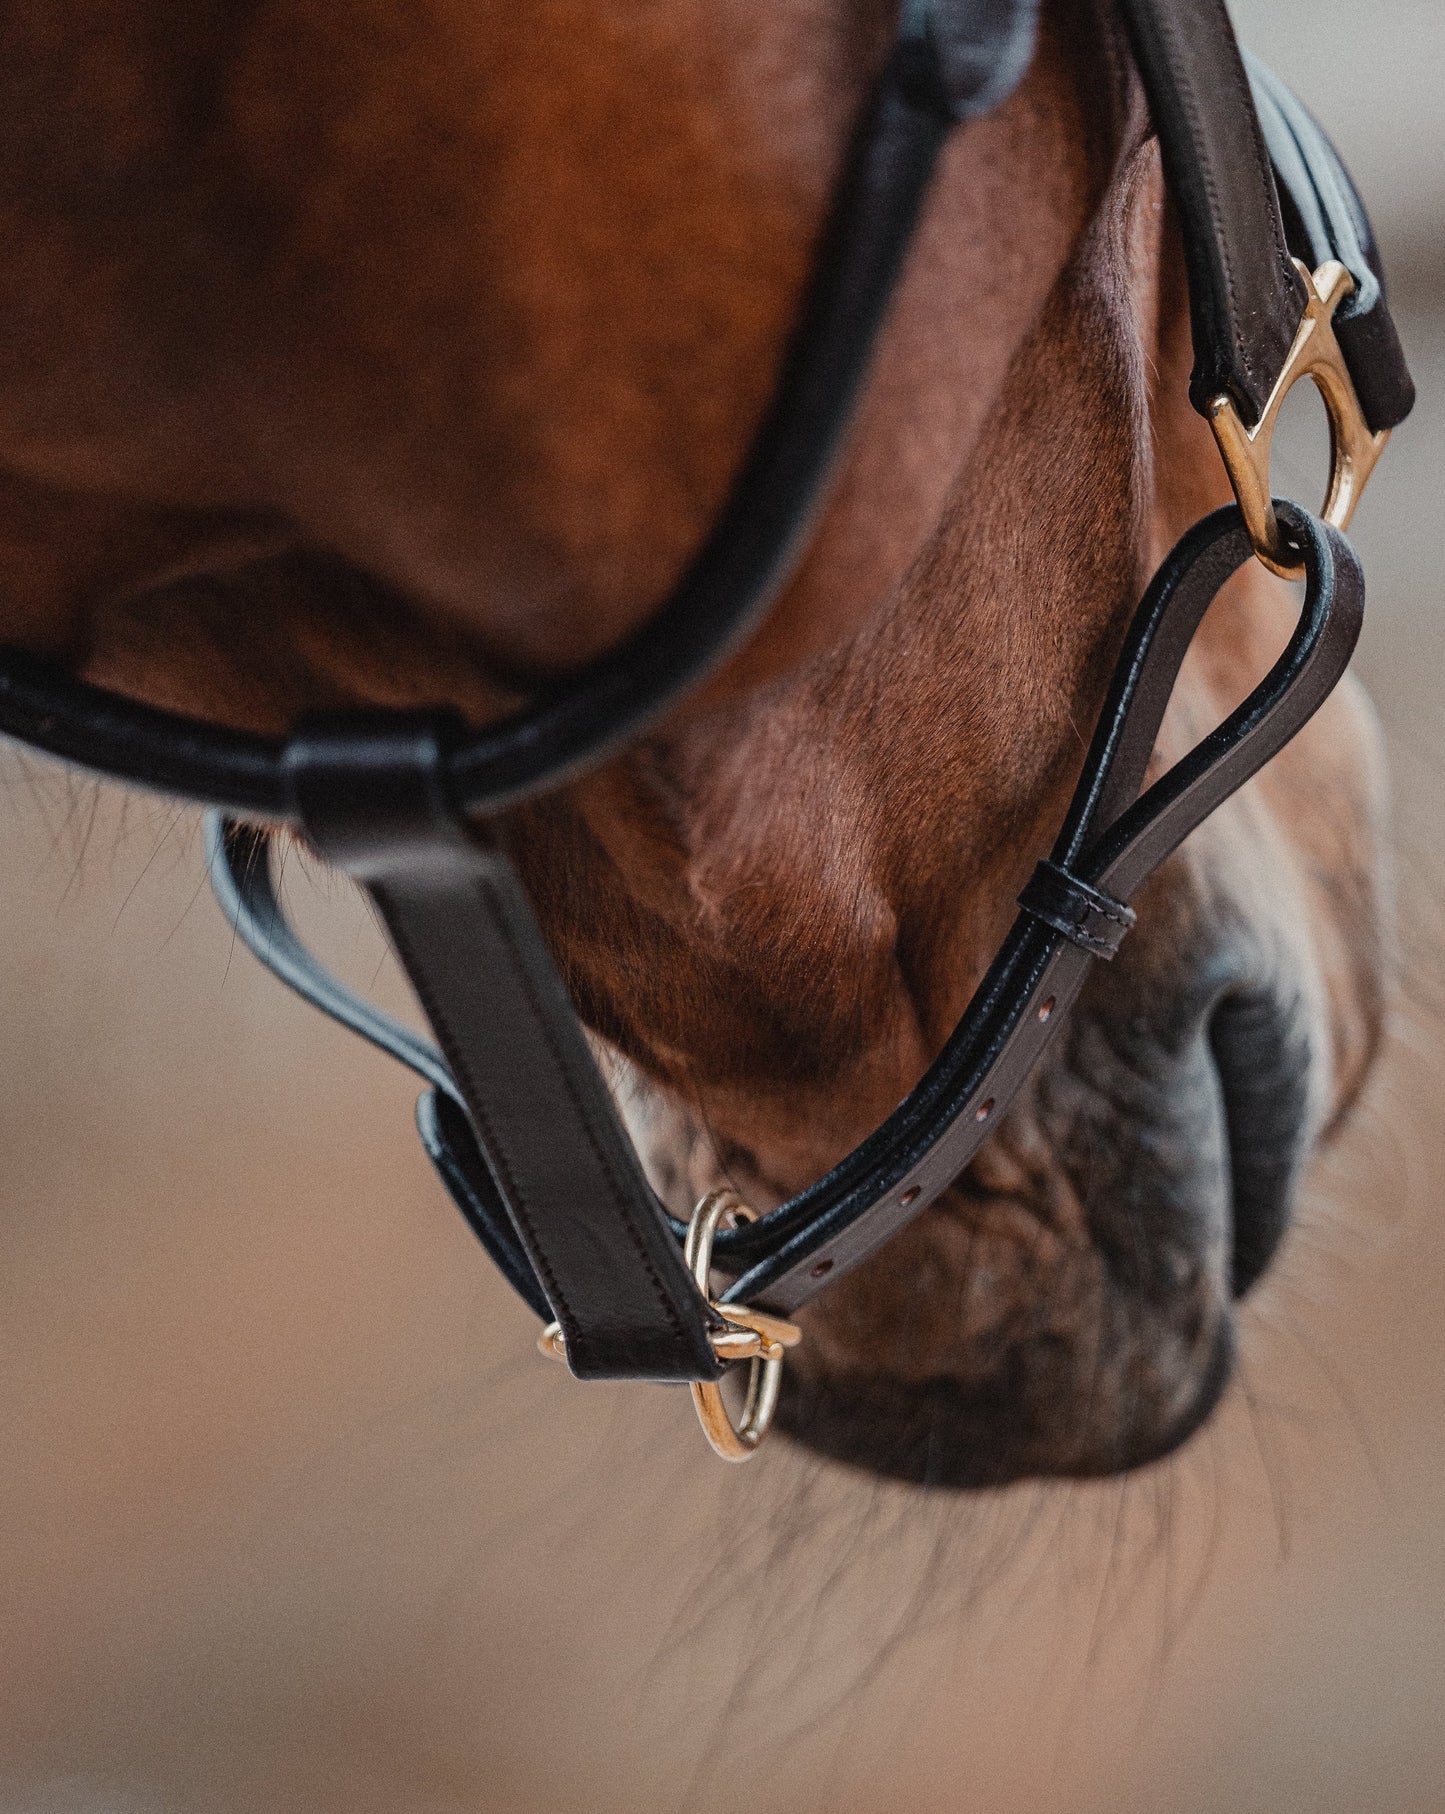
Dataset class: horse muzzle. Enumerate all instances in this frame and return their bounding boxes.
[772,901,1333,1487]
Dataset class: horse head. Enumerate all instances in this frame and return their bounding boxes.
[0,0,1393,1482]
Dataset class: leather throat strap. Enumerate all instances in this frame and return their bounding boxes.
[284,726,727,1382]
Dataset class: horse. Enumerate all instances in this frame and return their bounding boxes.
[0,0,1394,1485]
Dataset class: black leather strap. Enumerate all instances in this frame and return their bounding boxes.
[205,815,553,1321]
[209,503,1363,1336]
[0,3,1404,1385]
[0,3,1001,821]
[277,721,725,1381]
[1017,860,1135,957]
[0,13,1408,813]
[717,504,1363,1311]
[692,504,1356,1313]
[1118,6,1414,435]
[1117,0,1306,425]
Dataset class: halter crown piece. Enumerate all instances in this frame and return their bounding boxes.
[0,1,1413,1458]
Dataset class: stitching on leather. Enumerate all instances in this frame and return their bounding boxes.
[1030,863,1132,927]
[478,903,702,1360]
[1221,23,1298,355]
[1226,37,1295,287]
[478,889,695,1345]
[382,902,574,1335]
[385,877,698,1368]
[1067,922,1123,957]
[1153,4,1297,400]
[1072,889,1132,930]
[1020,872,1130,956]
[1154,9,1253,393]
[1070,898,1129,953]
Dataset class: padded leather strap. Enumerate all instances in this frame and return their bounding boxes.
[0,7,990,821]
[1117,0,1306,426]
[0,11,1408,812]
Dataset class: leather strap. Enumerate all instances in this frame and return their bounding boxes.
[712,504,1363,1312]
[0,4,1406,1384]
[206,816,554,1322]
[277,721,725,1381]
[1118,5,1414,433]
[1117,0,1306,426]
[209,503,1363,1336]
[1017,860,1135,958]
[0,3,1002,821]
[0,17,1408,809]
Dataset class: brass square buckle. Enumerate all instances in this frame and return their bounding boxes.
[1209,259,1389,578]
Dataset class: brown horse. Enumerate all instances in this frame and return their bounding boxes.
[0,0,1387,1483]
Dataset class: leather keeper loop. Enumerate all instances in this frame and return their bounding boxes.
[1018,860,1136,959]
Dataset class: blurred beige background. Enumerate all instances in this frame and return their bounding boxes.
[2,3,1443,1811]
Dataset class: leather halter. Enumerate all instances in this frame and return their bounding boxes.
[0,3,1416,1450]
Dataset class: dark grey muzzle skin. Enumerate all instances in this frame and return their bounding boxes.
[777,886,1324,1489]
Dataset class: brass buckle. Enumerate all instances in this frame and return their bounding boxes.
[1209,259,1389,579]
[537,1187,801,1462]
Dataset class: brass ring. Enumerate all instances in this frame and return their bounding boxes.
[536,1188,801,1463]
[685,1189,799,1462]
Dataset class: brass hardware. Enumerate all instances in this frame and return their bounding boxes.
[684,1189,801,1462]
[537,1188,801,1462]
[1209,259,1389,579]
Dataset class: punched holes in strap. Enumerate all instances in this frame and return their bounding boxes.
[1017,859,1135,959]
